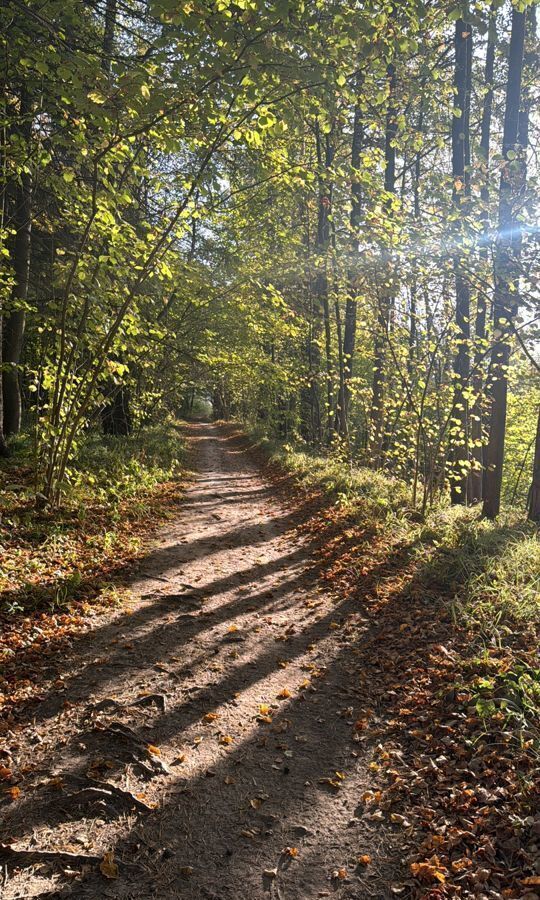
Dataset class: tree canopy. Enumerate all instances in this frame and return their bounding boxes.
[1,0,539,516]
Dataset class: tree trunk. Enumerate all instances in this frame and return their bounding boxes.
[483,7,526,519]
[101,385,132,436]
[0,103,8,455]
[470,7,496,504]
[528,405,540,522]
[3,87,32,437]
[102,0,117,74]
[369,61,396,467]
[450,19,473,504]
[315,122,334,444]
[337,98,362,439]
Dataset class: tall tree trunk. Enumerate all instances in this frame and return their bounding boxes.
[102,0,117,74]
[0,92,8,455]
[470,7,496,504]
[315,122,334,443]
[337,99,363,439]
[408,117,422,379]
[482,6,526,519]
[450,19,473,504]
[369,61,396,467]
[99,0,132,437]
[528,405,540,522]
[3,86,32,437]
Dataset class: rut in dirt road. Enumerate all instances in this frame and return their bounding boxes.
[2,424,403,900]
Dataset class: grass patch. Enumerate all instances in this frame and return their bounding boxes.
[258,434,539,633]
[256,433,540,736]
[256,435,412,525]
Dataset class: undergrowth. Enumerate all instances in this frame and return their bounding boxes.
[0,421,187,617]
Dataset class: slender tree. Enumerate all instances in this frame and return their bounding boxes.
[483,6,527,519]
[470,5,496,505]
[369,60,396,467]
[3,86,32,437]
[449,18,473,504]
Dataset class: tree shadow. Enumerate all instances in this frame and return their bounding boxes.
[1,425,532,899]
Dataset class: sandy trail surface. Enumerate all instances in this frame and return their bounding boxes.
[2,423,401,899]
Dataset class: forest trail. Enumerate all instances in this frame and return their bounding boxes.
[2,423,403,900]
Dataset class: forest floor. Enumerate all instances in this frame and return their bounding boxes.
[1,423,539,900]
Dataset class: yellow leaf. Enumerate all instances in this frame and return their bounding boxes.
[147,744,161,756]
[203,712,219,723]
[277,688,292,699]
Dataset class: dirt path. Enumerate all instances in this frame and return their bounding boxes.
[2,424,403,899]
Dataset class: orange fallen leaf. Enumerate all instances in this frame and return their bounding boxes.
[410,859,447,884]
[334,868,347,880]
[284,846,298,857]
[147,744,161,756]
[277,688,292,699]
[357,854,371,866]
[6,786,20,800]
[220,735,234,745]
[203,712,219,723]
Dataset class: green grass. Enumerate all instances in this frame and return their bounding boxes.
[257,435,412,524]
[255,432,540,633]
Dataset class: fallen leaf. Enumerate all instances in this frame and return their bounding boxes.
[357,854,371,866]
[100,851,118,880]
[277,688,292,699]
[333,868,347,880]
[410,859,447,884]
